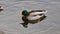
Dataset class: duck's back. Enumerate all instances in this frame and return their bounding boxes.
[29,10,47,16]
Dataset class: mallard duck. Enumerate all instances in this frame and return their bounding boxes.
[0,5,3,11]
[19,10,47,28]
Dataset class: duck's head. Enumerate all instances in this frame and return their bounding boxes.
[22,10,29,16]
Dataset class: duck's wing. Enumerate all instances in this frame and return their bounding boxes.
[33,10,46,12]
[27,15,42,20]
[29,10,47,14]
[29,10,46,12]
[29,11,35,13]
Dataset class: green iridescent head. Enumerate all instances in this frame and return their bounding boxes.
[22,10,29,16]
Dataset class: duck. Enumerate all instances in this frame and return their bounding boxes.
[0,5,3,11]
[19,10,47,28]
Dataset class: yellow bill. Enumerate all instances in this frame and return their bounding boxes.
[18,13,24,18]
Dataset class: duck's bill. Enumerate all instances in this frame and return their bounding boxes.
[18,14,23,18]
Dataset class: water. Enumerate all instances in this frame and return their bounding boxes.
[0,0,60,34]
